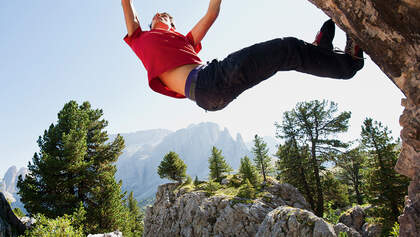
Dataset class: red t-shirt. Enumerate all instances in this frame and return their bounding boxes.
[124,26,203,98]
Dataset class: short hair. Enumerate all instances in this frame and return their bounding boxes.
[149,12,175,29]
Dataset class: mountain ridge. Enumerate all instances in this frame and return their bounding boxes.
[4,122,277,207]
[115,122,253,201]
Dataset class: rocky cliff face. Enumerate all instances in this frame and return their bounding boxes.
[307,1,420,235]
[144,181,341,237]
[0,192,26,237]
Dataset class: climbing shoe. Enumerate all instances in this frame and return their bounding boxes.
[345,34,363,59]
[345,34,364,70]
[313,19,335,51]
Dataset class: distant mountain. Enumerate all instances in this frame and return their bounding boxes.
[0,166,28,212]
[110,129,173,159]
[115,122,251,201]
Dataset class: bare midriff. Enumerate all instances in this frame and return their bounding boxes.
[159,63,202,96]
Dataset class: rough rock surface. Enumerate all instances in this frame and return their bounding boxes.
[307,1,420,236]
[334,205,382,237]
[19,217,36,229]
[338,206,365,233]
[361,223,382,237]
[256,206,336,237]
[143,181,311,237]
[334,223,361,237]
[0,192,26,237]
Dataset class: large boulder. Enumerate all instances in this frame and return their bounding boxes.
[264,182,311,210]
[257,206,336,237]
[307,1,420,236]
[0,192,26,237]
[334,223,362,237]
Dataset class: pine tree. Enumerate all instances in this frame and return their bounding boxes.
[336,147,366,205]
[157,151,187,182]
[275,139,316,211]
[275,100,350,217]
[208,146,233,182]
[17,101,130,234]
[194,176,200,186]
[125,192,144,237]
[361,118,409,226]
[239,156,259,186]
[322,172,350,209]
[252,135,273,183]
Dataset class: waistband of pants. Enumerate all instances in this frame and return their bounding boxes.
[185,65,204,101]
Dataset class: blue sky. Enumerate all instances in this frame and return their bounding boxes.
[0,0,404,177]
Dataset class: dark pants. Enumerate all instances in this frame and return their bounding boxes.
[193,37,364,111]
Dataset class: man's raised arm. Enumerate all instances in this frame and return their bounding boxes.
[121,0,140,36]
[190,0,222,45]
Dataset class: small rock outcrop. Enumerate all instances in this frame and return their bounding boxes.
[334,223,362,237]
[361,223,382,237]
[0,192,26,237]
[257,206,336,237]
[334,205,382,237]
[19,216,36,229]
[144,181,330,237]
[338,206,366,233]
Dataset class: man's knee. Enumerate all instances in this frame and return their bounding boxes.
[280,37,301,49]
[341,73,355,80]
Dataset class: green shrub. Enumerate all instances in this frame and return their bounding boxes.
[323,201,341,224]
[13,207,25,218]
[237,179,255,199]
[229,174,242,188]
[23,204,86,237]
[205,180,221,196]
[24,215,84,237]
[185,175,192,185]
[176,184,194,195]
[338,232,349,237]
[390,222,399,237]
[230,197,253,205]
[194,183,206,191]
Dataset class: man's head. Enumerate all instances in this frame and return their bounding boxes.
[150,12,175,30]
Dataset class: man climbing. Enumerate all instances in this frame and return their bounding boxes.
[121,0,364,111]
